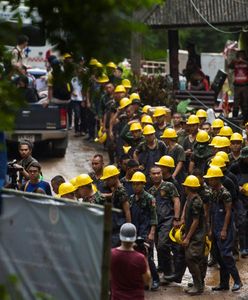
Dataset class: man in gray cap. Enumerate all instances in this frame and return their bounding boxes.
[110,223,151,299]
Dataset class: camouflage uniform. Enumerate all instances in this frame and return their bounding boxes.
[81,191,104,205]
[149,181,185,279]
[177,128,187,146]
[129,190,157,238]
[112,185,129,247]
[184,194,206,291]
[135,139,167,175]
[198,183,212,281]
[190,143,212,173]
[165,143,186,184]
[120,176,133,197]
[211,186,241,287]
[106,101,118,164]
[228,152,240,165]
[129,190,159,283]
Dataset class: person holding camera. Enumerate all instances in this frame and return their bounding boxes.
[13,140,38,188]
[111,223,151,300]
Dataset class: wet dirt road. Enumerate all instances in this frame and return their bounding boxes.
[38,133,248,299]
[39,133,108,181]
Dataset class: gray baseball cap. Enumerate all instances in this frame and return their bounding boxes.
[119,223,137,242]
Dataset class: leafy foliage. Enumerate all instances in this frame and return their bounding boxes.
[0,275,54,300]
[22,0,162,61]
[179,28,238,53]
[136,74,175,108]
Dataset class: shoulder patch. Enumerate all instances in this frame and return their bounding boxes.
[151,198,156,207]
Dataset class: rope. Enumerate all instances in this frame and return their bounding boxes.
[182,89,243,131]
[190,0,244,34]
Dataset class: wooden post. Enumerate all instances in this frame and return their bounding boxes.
[131,30,142,77]
[100,202,112,300]
[131,10,144,77]
[168,29,179,90]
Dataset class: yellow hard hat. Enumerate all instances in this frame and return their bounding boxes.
[214,136,230,148]
[141,115,153,124]
[96,61,103,68]
[62,53,72,60]
[130,122,142,131]
[209,136,222,146]
[142,105,152,114]
[75,174,93,188]
[122,79,132,89]
[230,132,243,142]
[203,166,224,178]
[114,85,126,93]
[160,128,178,139]
[205,236,212,256]
[196,109,207,118]
[218,126,233,137]
[89,58,98,66]
[58,182,77,196]
[69,177,77,186]
[96,73,109,83]
[245,122,248,127]
[95,132,107,144]
[130,93,140,102]
[153,107,167,117]
[106,61,117,69]
[95,127,107,144]
[130,171,146,183]
[215,151,230,162]
[92,183,98,193]
[242,183,248,196]
[182,175,201,187]
[196,130,210,143]
[123,145,131,154]
[143,124,156,135]
[119,97,132,109]
[169,224,185,244]
[101,165,120,180]
[211,118,224,129]
[155,155,175,168]
[210,155,226,168]
[186,115,200,125]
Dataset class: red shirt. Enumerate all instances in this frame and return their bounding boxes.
[234,61,248,84]
[111,248,147,300]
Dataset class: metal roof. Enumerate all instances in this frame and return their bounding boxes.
[146,0,248,29]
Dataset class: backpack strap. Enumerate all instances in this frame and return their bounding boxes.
[24,180,30,192]
[12,47,22,62]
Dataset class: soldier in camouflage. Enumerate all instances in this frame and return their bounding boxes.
[149,166,183,282]
[129,171,160,290]
[204,166,242,292]
[181,175,206,295]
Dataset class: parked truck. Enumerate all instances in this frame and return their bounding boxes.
[5,103,68,157]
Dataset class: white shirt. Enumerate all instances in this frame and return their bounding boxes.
[71,76,83,101]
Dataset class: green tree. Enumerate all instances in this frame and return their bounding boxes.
[179,28,238,53]
[0,0,162,130]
